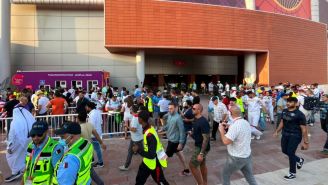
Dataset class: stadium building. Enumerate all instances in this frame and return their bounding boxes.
[0,0,328,90]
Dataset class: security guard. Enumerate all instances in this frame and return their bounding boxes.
[53,122,93,185]
[144,90,154,116]
[22,121,64,185]
[133,110,169,185]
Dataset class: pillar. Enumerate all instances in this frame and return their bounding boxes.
[0,0,11,87]
[244,53,256,85]
[245,0,256,10]
[136,50,145,87]
[311,0,319,22]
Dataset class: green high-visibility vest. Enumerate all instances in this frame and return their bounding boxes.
[144,96,154,113]
[23,137,59,185]
[143,126,167,170]
[52,138,93,185]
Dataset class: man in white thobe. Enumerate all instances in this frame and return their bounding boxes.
[5,98,35,182]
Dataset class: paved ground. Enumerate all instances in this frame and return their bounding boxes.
[0,96,327,185]
[221,158,328,185]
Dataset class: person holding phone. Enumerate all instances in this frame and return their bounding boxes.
[274,97,309,180]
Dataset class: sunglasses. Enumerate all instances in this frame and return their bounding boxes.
[31,134,43,138]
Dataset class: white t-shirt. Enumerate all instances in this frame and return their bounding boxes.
[225,118,252,158]
[131,115,143,141]
[88,109,103,138]
[225,84,230,92]
[208,83,214,91]
[247,97,261,112]
[158,98,170,112]
[38,96,49,114]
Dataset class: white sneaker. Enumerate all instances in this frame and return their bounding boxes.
[119,165,129,171]
[251,136,255,140]
[255,136,261,140]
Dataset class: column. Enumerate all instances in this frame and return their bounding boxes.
[0,0,11,87]
[244,53,256,85]
[136,50,145,87]
[311,0,319,22]
[245,0,256,10]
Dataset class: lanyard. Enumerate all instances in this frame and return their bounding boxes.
[27,137,50,180]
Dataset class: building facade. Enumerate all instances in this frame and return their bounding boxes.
[1,0,328,90]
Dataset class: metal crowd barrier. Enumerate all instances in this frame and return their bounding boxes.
[0,111,124,143]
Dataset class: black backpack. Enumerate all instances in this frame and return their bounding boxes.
[303,96,320,110]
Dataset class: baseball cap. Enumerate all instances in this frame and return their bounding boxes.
[55,122,81,135]
[30,121,48,136]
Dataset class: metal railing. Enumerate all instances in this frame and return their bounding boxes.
[0,111,124,143]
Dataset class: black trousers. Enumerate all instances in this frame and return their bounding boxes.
[135,161,169,185]
[212,121,220,140]
[281,134,302,174]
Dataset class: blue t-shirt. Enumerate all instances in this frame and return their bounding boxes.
[152,96,162,113]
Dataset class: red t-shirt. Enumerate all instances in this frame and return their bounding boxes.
[50,97,66,115]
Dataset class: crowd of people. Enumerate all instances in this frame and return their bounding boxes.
[0,81,328,184]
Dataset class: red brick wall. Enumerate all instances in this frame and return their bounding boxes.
[105,0,327,85]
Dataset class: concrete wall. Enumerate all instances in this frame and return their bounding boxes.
[105,0,327,85]
[10,4,137,89]
[145,55,237,75]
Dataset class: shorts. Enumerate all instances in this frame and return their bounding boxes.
[159,112,168,119]
[166,141,180,157]
[190,147,208,167]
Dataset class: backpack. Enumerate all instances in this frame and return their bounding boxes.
[303,96,319,110]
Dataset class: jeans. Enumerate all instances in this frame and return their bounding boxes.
[92,138,104,164]
[124,140,143,168]
[322,119,328,150]
[258,116,266,130]
[307,110,315,124]
[212,121,219,140]
[222,154,258,185]
[281,133,302,174]
[91,167,104,185]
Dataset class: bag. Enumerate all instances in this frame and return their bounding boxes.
[303,96,319,110]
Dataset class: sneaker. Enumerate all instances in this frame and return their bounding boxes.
[284,173,296,180]
[4,172,23,182]
[179,169,191,176]
[309,123,314,127]
[93,162,104,168]
[320,150,328,155]
[255,136,261,140]
[251,136,255,140]
[119,165,129,171]
[297,158,304,169]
